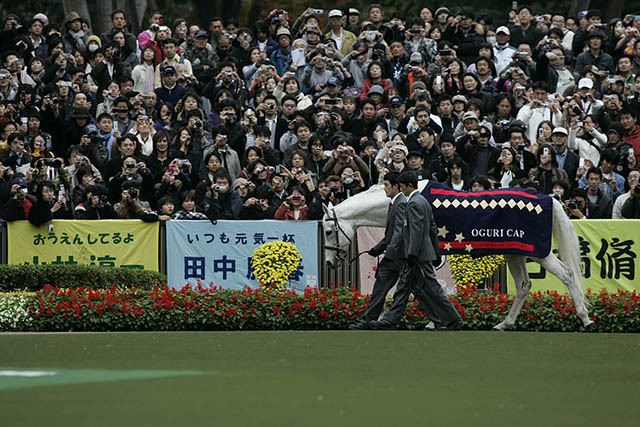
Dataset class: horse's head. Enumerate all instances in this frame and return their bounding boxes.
[322,202,354,268]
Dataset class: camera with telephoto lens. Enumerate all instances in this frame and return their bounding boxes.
[99,194,109,203]
[568,199,578,210]
[43,158,62,168]
[129,188,138,199]
[193,119,202,128]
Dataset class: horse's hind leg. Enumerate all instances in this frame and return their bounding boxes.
[493,255,531,331]
[536,254,593,328]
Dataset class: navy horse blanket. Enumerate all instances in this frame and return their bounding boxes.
[421,181,553,258]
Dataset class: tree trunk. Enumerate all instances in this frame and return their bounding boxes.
[133,0,148,30]
[605,0,625,21]
[96,0,115,35]
[62,0,93,31]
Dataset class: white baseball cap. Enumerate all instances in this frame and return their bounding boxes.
[578,78,594,89]
[328,9,343,18]
[496,26,510,35]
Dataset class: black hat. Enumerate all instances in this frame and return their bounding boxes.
[71,107,91,119]
[389,96,403,106]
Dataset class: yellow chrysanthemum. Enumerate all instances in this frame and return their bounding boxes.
[449,254,505,289]
[252,241,302,289]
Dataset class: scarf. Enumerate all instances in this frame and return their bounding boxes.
[144,64,155,94]
[68,29,86,50]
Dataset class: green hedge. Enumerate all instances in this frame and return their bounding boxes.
[0,265,166,292]
[1,284,639,332]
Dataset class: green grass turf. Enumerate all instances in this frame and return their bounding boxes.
[1,332,639,427]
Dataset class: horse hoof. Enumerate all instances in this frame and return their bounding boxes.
[582,319,595,331]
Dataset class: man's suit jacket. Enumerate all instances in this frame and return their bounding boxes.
[560,149,579,183]
[403,191,439,262]
[370,194,407,261]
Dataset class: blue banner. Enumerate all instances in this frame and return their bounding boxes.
[422,181,553,258]
[166,220,319,291]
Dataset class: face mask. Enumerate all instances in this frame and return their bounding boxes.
[88,44,99,53]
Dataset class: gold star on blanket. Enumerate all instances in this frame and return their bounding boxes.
[454,233,465,243]
[443,242,452,251]
[437,226,449,238]
[465,244,473,252]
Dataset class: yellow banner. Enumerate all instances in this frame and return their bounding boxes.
[7,220,159,271]
[508,220,640,293]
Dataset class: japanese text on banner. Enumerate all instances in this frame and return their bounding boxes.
[508,220,639,293]
[166,220,318,291]
[7,220,159,271]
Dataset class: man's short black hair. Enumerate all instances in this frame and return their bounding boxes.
[531,81,549,92]
[111,9,126,20]
[213,167,232,183]
[398,170,418,188]
[254,125,271,137]
[384,171,400,187]
[600,148,618,165]
[586,166,603,180]
[620,107,637,119]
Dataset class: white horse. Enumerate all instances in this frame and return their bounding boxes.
[322,181,594,330]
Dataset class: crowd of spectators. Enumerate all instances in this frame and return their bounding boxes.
[0,4,639,225]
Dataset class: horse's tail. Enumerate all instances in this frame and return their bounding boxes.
[551,198,590,308]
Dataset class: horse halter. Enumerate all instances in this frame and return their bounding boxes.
[324,208,353,263]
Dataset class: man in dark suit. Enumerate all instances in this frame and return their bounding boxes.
[373,171,464,331]
[349,172,407,330]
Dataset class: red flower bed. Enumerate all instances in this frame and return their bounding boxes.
[18,283,640,332]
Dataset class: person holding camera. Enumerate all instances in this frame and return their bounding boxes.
[28,180,72,225]
[239,184,273,220]
[107,155,153,203]
[2,177,34,221]
[184,29,218,83]
[154,158,192,206]
[323,142,369,179]
[217,98,246,155]
[91,40,130,104]
[202,126,240,180]
[113,179,151,219]
[204,168,241,220]
[613,169,640,218]
[74,184,118,219]
[564,188,589,219]
[2,133,31,174]
[302,53,345,96]
[29,156,71,195]
[274,185,308,220]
